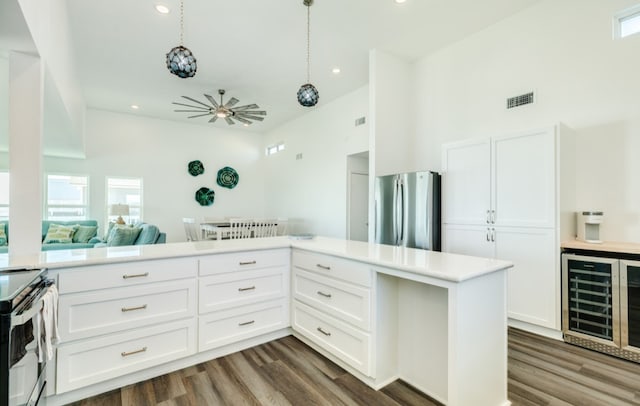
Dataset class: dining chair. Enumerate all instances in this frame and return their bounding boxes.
[229,218,253,239]
[182,218,201,241]
[253,219,277,238]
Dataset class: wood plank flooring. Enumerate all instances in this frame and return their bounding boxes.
[69,329,640,406]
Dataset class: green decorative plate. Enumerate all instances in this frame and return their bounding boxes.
[195,187,215,206]
[188,160,205,176]
[217,166,239,189]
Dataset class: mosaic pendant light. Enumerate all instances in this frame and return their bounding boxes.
[166,0,197,78]
[297,0,319,107]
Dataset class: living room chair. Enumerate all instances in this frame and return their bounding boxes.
[183,218,201,241]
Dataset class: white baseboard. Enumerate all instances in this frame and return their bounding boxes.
[508,318,562,340]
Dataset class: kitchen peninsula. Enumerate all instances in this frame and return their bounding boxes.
[1,237,513,406]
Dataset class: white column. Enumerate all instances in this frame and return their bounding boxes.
[9,51,43,255]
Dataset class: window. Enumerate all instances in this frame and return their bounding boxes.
[0,172,8,221]
[107,177,143,224]
[266,142,285,156]
[615,5,640,39]
[45,174,89,220]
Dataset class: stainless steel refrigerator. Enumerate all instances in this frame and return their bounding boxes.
[374,171,441,250]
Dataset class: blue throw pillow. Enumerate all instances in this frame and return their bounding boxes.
[106,225,141,247]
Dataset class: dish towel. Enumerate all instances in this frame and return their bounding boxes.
[36,284,61,363]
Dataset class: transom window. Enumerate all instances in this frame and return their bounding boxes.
[615,5,640,39]
[266,142,285,156]
[45,174,89,221]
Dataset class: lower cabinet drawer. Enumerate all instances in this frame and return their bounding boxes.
[56,318,197,394]
[293,269,371,330]
[59,279,197,341]
[199,267,286,313]
[199,299,289,352]
[292,301,371,377]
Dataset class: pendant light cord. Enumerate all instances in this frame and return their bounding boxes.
[180,0,184,46]
[306,4,310,83]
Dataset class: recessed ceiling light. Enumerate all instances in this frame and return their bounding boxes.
[394,0,407,3]
[155,4,170,14]
[332,67,341,74]
[131,105,139,110]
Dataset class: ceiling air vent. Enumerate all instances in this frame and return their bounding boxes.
[506,92,534,109]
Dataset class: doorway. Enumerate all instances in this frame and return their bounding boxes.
[347,152,369,242]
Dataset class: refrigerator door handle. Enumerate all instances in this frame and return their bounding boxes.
[392,177,399,245]
[398,180,405,244]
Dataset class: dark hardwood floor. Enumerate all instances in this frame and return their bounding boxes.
[69,329,640,406]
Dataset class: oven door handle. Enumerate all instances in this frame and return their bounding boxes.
[12,293,45,326]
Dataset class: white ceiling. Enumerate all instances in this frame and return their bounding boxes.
[64,0,539,133]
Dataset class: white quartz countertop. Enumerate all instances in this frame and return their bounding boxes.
[0,236,513,283]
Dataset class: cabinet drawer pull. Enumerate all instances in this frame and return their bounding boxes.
[122,272,149,279]
[317,291,332,298]
[121,347,147,357]
[317,327,331,336]
[486,229,490,242]
[238,320,255,326]
[238,286,256,292]
[486,210,490,224]
[239,261,257,266]
[491,228,495,242]
[491,210,496,224]
[121,304,147,312]
[316,264,331,270]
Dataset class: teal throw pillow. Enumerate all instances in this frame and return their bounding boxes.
[106,225,141,247]
[0,223,6,246]
[43,224,77,244]
[72,225,98,243]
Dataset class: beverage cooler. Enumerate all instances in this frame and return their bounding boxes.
[562,253,640,362]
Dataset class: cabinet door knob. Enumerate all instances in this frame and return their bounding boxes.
[121,304,147,312]
[121,347,147,357]
[122,272,149,279]
[317,327,331,336]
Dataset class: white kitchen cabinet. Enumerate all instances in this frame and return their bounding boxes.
[442,125,575,333]
[492,130,556,228]
[291,250,374,377]
[197,250,290,352]
[442,138,491,225]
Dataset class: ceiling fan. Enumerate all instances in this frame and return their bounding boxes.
[172,89,266,125]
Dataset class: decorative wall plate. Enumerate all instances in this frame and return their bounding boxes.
[217,167,239,189]
[195,187,215,206]
[188,160,205,176]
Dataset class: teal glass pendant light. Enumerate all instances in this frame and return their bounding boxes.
[166,0,197,78]
[297,0,319,107]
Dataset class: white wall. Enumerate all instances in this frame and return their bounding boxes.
[413,0,640,242]
[262,85,369,238]
[44,109,266,242]
[369,50,416,176]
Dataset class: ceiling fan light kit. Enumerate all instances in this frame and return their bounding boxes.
[173,89,267,126]
[297,0,319,107]
[166,0,197,78]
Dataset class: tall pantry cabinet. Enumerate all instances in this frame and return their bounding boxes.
[442,125,575,333]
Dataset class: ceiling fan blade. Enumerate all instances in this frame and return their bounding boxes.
[204,94,219,109]
[231,104,259,111]
[188,113,213,119]
[224,117,235,125]
[208,115,219,123]
[237,114,264,121]
[172,102,209,110]
[224,97,239,108]
[174,109,213,113]
[182,96,212,109]
[233,116,252,125]
[237,110,267,116]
